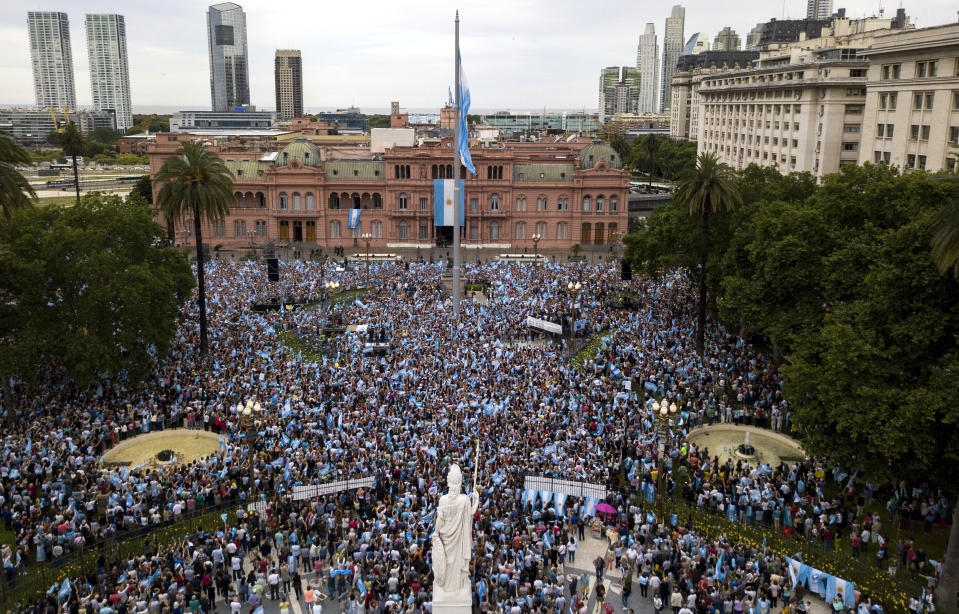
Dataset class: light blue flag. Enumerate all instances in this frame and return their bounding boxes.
[58,577,72,600]
[433,179,465,227]
[348,207,361,229]
[456,52,476,174]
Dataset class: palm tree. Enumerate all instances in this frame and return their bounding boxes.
[931,201,959,276]
[674,152,742,355]
[0,133,36,223]
[153,140,234,356]
[58,122,86,205]
[645,134,660,189]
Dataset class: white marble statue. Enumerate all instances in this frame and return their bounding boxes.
[431,463,479,607]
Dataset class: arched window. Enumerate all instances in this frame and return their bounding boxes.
[556,222,568,239]
[257,193,265,208]
[279,193,288,210]
[234,192,244,208]
[581,223,591,243]
[536,221,547,237]
[594,222,605,245]
[608,222,618,241]
[293,193,302,211]
[582,195,591,212]
[398,220,409,239]
[489,221,500,240]
[329,193,340,209]
[398,193,408,210]
[373,193,383,209]
[515,221,526,239]
[352,193,361,209]
[329,220,341,238]
[431,164,438,179]
[489,194,500,211]
[306,193,315,211]
[596,195,604,212]
[610,196,618,212]
[371,220,383,238]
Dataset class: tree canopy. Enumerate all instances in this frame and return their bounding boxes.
[0,193,194,390]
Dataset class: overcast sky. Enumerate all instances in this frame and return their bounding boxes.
[2,0,957,113]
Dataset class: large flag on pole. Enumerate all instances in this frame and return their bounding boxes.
[347,207,361,229]
[457,52,476,175]
[434,179,465,226]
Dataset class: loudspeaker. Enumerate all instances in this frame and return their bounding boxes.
[267,258,279,282]
[621,259,632,281]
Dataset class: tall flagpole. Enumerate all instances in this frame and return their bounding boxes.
[452,10,462,317]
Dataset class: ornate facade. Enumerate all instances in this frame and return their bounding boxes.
[147,134,629,253]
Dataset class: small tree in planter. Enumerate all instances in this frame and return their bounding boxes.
[570,243,582,261]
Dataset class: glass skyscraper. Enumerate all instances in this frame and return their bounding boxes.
[207,2,250,111]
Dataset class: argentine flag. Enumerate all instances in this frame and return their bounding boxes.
[456,52,476,175]
[348,207,361,229]
[433,179,465,226]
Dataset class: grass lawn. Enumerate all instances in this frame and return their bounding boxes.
[572,330,613,368]
[36,195,78,207]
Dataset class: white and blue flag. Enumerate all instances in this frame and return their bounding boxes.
[348,207,361,229]
[433,179,465,226]
[456,52,476,175]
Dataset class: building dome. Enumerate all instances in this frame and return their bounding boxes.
[276,137,321,167]
[579,140,622,170]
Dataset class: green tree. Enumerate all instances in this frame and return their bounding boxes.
[57,122,86,205]
[366,114,391,129]
[90,127,123,144]
[133,175,154,204]
[776,166,959,609]
[153,141,234,356]
[931,175,959,276]
[0,133,36,223]
[0,193,193,422]
[609,135,629,166]
[674,152,741,354]
[127,114,170,134]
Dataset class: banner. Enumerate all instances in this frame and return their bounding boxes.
[433,179,465,226]
[525,316,563,335]
[292,476,375,501]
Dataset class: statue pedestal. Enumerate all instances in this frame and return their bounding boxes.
[433,604,472,614]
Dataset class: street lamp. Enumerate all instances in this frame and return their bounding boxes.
[361,232,372,286]
[566,281,582,349]
[531,233,542,264]
[247,229,256,251]
[651,399,678,519]
[324,280,341,325]
[238,398,263,495]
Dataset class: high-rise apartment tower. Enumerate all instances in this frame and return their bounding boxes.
[27,11,77,110]
[274,49,303,121]
[85,14,133,131]
[807,0,833,20]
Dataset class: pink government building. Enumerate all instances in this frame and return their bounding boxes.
[147,133,629,255]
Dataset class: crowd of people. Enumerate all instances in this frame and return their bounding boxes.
[0,259,946,614]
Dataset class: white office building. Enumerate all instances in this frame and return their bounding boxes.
[661,5,686,112]
[637,24,660,114]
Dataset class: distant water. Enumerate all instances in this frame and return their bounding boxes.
[131,105,599,115]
